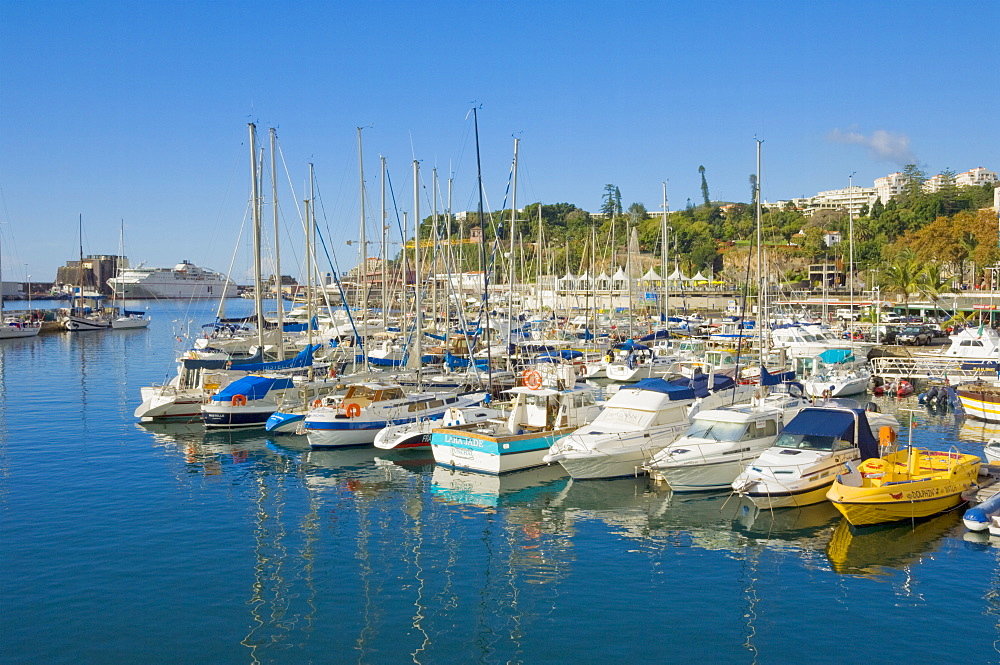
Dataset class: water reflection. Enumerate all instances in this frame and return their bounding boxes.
[825,512,962,576]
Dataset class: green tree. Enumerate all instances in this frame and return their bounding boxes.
[917,262,953,322]
[749,173,758,208]
[699,165,710,207]
[600,184,621,217]
[881,249,920,317]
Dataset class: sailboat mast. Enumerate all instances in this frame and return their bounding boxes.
[755,138,767,358]
[508,137,519,364]
[432,167,439,333]
[473,106,492,388]
[357,127,367,311]
[408,159,422,376]
[270,127,284,360]
[661,182,669,325]
[381,155,388,330]
[249,123,265,351]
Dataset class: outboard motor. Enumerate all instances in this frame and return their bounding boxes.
[865,401,881,413]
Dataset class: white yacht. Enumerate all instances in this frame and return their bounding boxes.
[107,260,237,299]
[543,368,755,480]
[731,403,900,509]
[644,385,810,491]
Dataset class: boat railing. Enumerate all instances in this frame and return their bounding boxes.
[870,356,997,381]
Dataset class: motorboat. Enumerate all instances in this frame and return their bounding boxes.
[731,403,901,509]
[374,404,502,450]
[802,349,871,398]
[302,383,486,448]
[542,377,697,479]
[544,366,756,480]
[984,438,1000,463]
[644,383,811,492]
[430,365,602,475]
[828,447,980,526]
[202,374,297,429]
[604,339,677,382]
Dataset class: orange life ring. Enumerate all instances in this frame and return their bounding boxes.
[231,394,248,407]
[524,370,543,390]
[344,402,362,418]
[312,398,324,408]
[574,364,587,377]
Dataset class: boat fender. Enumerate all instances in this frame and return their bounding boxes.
[231,394,247,407]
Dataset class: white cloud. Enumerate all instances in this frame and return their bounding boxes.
[828,128,917,165]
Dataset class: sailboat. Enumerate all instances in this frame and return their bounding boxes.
[0,224,41,339]
[61,215,111,331]
[110,221,150,329]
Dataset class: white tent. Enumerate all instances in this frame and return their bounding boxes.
[667,267,689,282]
[612,266,629,291]
[691,271,708,284]
[595,271,610,291]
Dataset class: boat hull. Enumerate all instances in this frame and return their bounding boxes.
[264,411,305,434]
[63,315,110,331]
[135,389,204,421]
[829,491,966,527]
[652,456,757,492]
[958,386,1000,422]
[430,428,570,475]
[742,481,835,510]
[202,403,277,429]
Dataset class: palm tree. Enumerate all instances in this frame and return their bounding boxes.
[881,250,920,318]
[917,262,953,323]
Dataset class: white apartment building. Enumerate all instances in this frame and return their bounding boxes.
[874,172,909,203]
[955,167,998,188]
[803,186,878,218]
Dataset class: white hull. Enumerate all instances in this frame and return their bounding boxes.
[548,449,649,480]
[111,316,150,329]
[652,454,761,492]
[109,262,237,299]
[741,482,834,509]
[63,315,110,331]
[306,426,381,448]
[135,388,205,420]
[0,324,41,339]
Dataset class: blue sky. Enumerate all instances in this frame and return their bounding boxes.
[1,0,997,282]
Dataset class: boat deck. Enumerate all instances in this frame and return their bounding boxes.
[965,464,1000,504]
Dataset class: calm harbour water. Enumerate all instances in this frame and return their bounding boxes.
[3,299,1000,664]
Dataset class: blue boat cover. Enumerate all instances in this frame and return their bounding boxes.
[819,349,853,364]
[666,372,735,397]
[629,378,696,400]
[780,408,879,459]
[538,350,583,360]
[639,329,672,341]
[211,375,295,401]
[232,344,321,372]
[761,366,797,386]
[615,340,650,351]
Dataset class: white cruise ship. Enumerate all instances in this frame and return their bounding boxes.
[107,260,237,299]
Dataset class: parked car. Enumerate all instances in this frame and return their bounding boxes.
[897,325,933,345]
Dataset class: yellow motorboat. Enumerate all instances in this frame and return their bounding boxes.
[826,447,981,526]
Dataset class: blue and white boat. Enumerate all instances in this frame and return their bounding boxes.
[430,366,603,475]
[302,383,486,448]
[202,375,297,429]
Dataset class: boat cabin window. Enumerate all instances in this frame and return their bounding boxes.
[686,418,747,441]
[376,387,405,401]
[773,433,841,451]
[744,419,777,439]
[408,399,444,412]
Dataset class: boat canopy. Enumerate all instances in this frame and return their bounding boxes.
[761,366,796,386]
[639,329,671,341]
[228,344,321,372]
[628,378,696,400]
[780,408,879,459]
[211,375,295,402]
[615,340,649,352]
[537,350,583,361]
[819,349,854,364]
[668,372,735,397]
